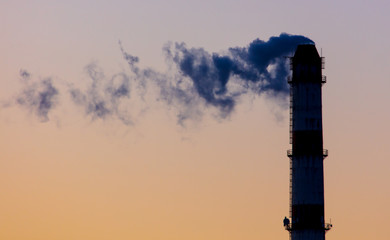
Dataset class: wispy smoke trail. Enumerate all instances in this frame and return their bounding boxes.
[69,63,134,125]
[9,70,59,122]
[19,69,31,80]
[4,33,313,125]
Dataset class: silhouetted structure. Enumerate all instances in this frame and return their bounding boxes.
[284,45,332,240]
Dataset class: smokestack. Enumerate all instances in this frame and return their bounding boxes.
[283,45,332,240]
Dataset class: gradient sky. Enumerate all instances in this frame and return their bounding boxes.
[1,0,390,239]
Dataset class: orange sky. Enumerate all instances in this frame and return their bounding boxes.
[1,1,390,239]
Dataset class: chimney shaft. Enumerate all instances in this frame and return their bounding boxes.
[285,44,331,240]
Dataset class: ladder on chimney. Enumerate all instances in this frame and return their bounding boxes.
[289,158,293,218]
[289,83,293,220]
[289,85,293,144]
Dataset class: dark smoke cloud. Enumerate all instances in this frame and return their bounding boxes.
[168,33,312,99]
[69,63,133,125]
[120,33,313,121]
[13,70,59,122]
[4,33,313,125]
[119,42,207,125]
[163,43,237,117]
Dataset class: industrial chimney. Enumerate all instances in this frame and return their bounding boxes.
[283,44,332,240]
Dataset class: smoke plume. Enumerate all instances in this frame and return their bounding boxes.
[120,33,313,121]
[4,33,313,125]
[69,63,134,125]
[9,70,59,122]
